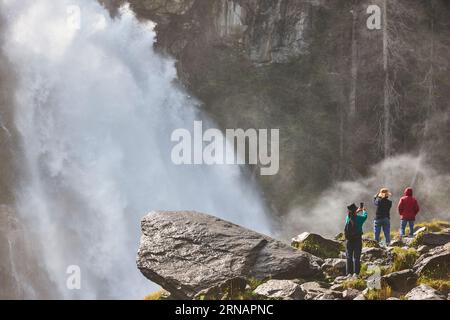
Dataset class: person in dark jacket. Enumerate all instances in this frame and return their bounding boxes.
[373,188,392,245]
[398,187,420,238]
[345,203,368,276]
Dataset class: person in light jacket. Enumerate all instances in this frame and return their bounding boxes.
[373,188,392,245]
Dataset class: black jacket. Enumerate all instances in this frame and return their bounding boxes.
[373,197,392,219]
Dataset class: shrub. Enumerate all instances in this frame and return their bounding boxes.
[389,247,419,272]
[341,278,367,291]
[365,285,392,300]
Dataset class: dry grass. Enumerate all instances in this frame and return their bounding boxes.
[418,278,450,295]
[415,220,450,232]
[366,285,393,300]
[144,290,166,300]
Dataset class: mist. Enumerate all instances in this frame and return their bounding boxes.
[282,154,450,239]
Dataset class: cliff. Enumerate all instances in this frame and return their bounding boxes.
[116,0,450,216]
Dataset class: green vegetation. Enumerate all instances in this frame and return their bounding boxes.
[144,290,166,300]
[415,220,450,232]
[409,231,425,247]
[292,238,343,259]
[418,257,450,295]
[334,233,345,241]
[389,247,419,272]
[365,285,393,300]
[195,278,270,300]
[341,278,367,291]
[418,277,450,295]
[362,238,380,248]
[362,231,400,245]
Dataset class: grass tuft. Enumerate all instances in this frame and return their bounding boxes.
[144,290,166,300]
[365,285,393,300]
[341,278,367,291]
[389,247,419,272]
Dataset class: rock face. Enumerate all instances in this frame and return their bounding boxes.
[405,285,446,300]
[253,280,305,300]
[118,0,450,221]
[137,211,322,299]
[382,269,417,292]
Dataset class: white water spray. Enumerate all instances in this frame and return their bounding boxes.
[1,0,271,299]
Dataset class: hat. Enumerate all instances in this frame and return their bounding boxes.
[378,188,392,198]
[347,203,358,213]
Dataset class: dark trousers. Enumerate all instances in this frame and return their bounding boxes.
[346,238,362,275]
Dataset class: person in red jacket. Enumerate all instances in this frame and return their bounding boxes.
[397,187,420,238]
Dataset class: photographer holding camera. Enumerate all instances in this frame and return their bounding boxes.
[344,203,368,277]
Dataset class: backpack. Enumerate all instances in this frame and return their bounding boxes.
[344,216,360,240]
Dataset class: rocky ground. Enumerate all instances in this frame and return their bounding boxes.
[138,211,450,301]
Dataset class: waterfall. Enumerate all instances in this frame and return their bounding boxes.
[1,0,271,299]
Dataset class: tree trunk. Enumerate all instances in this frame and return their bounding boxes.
[382,0,390,158]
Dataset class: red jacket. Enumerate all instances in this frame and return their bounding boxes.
[398,188,420,221]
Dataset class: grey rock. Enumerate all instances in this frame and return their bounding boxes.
[382,269,417,292]
[137,211,322,299]
[361,247,389,262]
[353,294,366,300]
[342,288,361,300]
[300,282,330,300]
[387,297,400,300]
[253,280,305,300]
[330,283,344,291]
[314,291,342,300]
[333,275,350,284]
[417,245,430,254]
[194,277,247,300]
[421,232,450,246]
[405,285,446,300]
[321,258,346,278]
[413,249,450,278]
[442,228,450,234]
[414,227,427,237]
[389,239,404,247]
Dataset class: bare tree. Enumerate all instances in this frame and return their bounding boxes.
[378,0,414,158]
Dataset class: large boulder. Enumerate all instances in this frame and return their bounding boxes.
[382,269,417,293]
[253,280,305,300]
[413,248,450,278]
[137,211,322,299]
[421,232,450,246]
[291,232,343,259]
[405,285,446,300]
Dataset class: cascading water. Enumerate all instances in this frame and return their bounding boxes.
[1,0,271,299]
